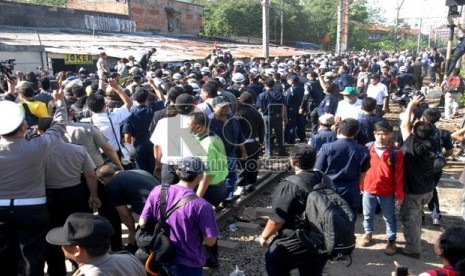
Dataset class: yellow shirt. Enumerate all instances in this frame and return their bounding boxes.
[21,100,49,118]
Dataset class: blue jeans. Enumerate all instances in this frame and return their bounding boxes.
[164,263,203,276]
[362,192,397,241]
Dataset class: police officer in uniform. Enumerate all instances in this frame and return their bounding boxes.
[0,89,67,276]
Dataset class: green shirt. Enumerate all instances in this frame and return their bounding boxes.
[196,133,228,185]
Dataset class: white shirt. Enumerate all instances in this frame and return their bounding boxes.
[150,114,196,164]
[366,82,388,105]
[196,98,214,118]
[87,107,131,151]
[335,99,362,120]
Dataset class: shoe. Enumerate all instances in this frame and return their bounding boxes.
[233,186,245,197]
[359,233,372,247]
[400,249,420,259]
[384,240,396,255]
[243,184,255,195]
[433,218,440,226]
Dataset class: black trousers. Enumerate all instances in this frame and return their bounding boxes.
[237,142,261,187]
[97,182,123,251]
[46,184,91,276]
[0,203,49,276]
[265,230,329,276]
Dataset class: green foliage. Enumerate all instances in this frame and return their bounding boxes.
[195,0,427,52]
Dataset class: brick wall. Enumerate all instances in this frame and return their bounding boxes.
[64,0,128,15]
[0,0,130,29]
[128,0,203,34]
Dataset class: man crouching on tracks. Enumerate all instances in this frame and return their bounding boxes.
[259,144,331,275]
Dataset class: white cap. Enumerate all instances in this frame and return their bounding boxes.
[0,101,25,135]
[194,63,201,68]
[172,73,183,80]
[201,67,210,73]
[249,67,258,74]
[189,82,200,92]
[232,73,245,83]
[399,66,407,72]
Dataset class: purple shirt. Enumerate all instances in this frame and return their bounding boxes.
[141,184,219,268]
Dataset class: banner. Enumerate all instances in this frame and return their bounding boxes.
[64,54,94,65]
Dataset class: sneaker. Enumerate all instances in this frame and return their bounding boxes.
[360,233,372,247]
[433,218,441,226]
[233,186,245,197]
[384,240,396,255]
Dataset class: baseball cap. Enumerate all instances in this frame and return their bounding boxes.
[369,73,380,80]
[340,86,359,95]
[319,114,335,126]
[176,156,207,176]
[287,74,299,82]
[212,96,230,107]
[0,101,25,135]
[46,213,114,246]
[175,93,195,113]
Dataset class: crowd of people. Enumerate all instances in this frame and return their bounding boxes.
[1,46,465,275]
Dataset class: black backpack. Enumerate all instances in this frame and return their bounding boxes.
[136,184,198,272]
[286,171,356,264]
[431,129,446,173]
[22,103,39,127]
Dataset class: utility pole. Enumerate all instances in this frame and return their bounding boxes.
[395,0,406,51]
[446,5,460,74]
[336,0,349,53]
[417,18,422,53]
[262,0,270,59]
[336,0,342,52]
[280,0,284,46]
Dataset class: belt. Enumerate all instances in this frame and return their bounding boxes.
[244,137,259,144]
[0,197,47,206]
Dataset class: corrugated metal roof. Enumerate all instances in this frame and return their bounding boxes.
[0,25,316,61]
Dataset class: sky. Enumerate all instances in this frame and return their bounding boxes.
[367,0,451,29]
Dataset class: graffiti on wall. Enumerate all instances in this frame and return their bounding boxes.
[84,15,136,33]
[164,6,181,32]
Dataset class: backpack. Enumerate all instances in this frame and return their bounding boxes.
[21,103,39,127]
[136,184,198,274]
[431,129,446,173]
[446,75,464,93]
[286,172,356,264]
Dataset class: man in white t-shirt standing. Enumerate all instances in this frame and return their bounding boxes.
[334,86,362,127]
[85,79,133,155]
[151,94,197,184]
[366,73,389,116]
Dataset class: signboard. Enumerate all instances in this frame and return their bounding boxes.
[64,54,94,65]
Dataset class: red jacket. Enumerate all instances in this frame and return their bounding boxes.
[361,144,404,201]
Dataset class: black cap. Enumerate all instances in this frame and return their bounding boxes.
[46,213,114,246]
[176,156,207,176]
[175,93,195,113]
[212,96,230,107]
[370,73,380,80]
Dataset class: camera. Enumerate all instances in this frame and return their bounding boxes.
[0,59,15,80]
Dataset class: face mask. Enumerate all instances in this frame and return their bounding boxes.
[344,96,353,103]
